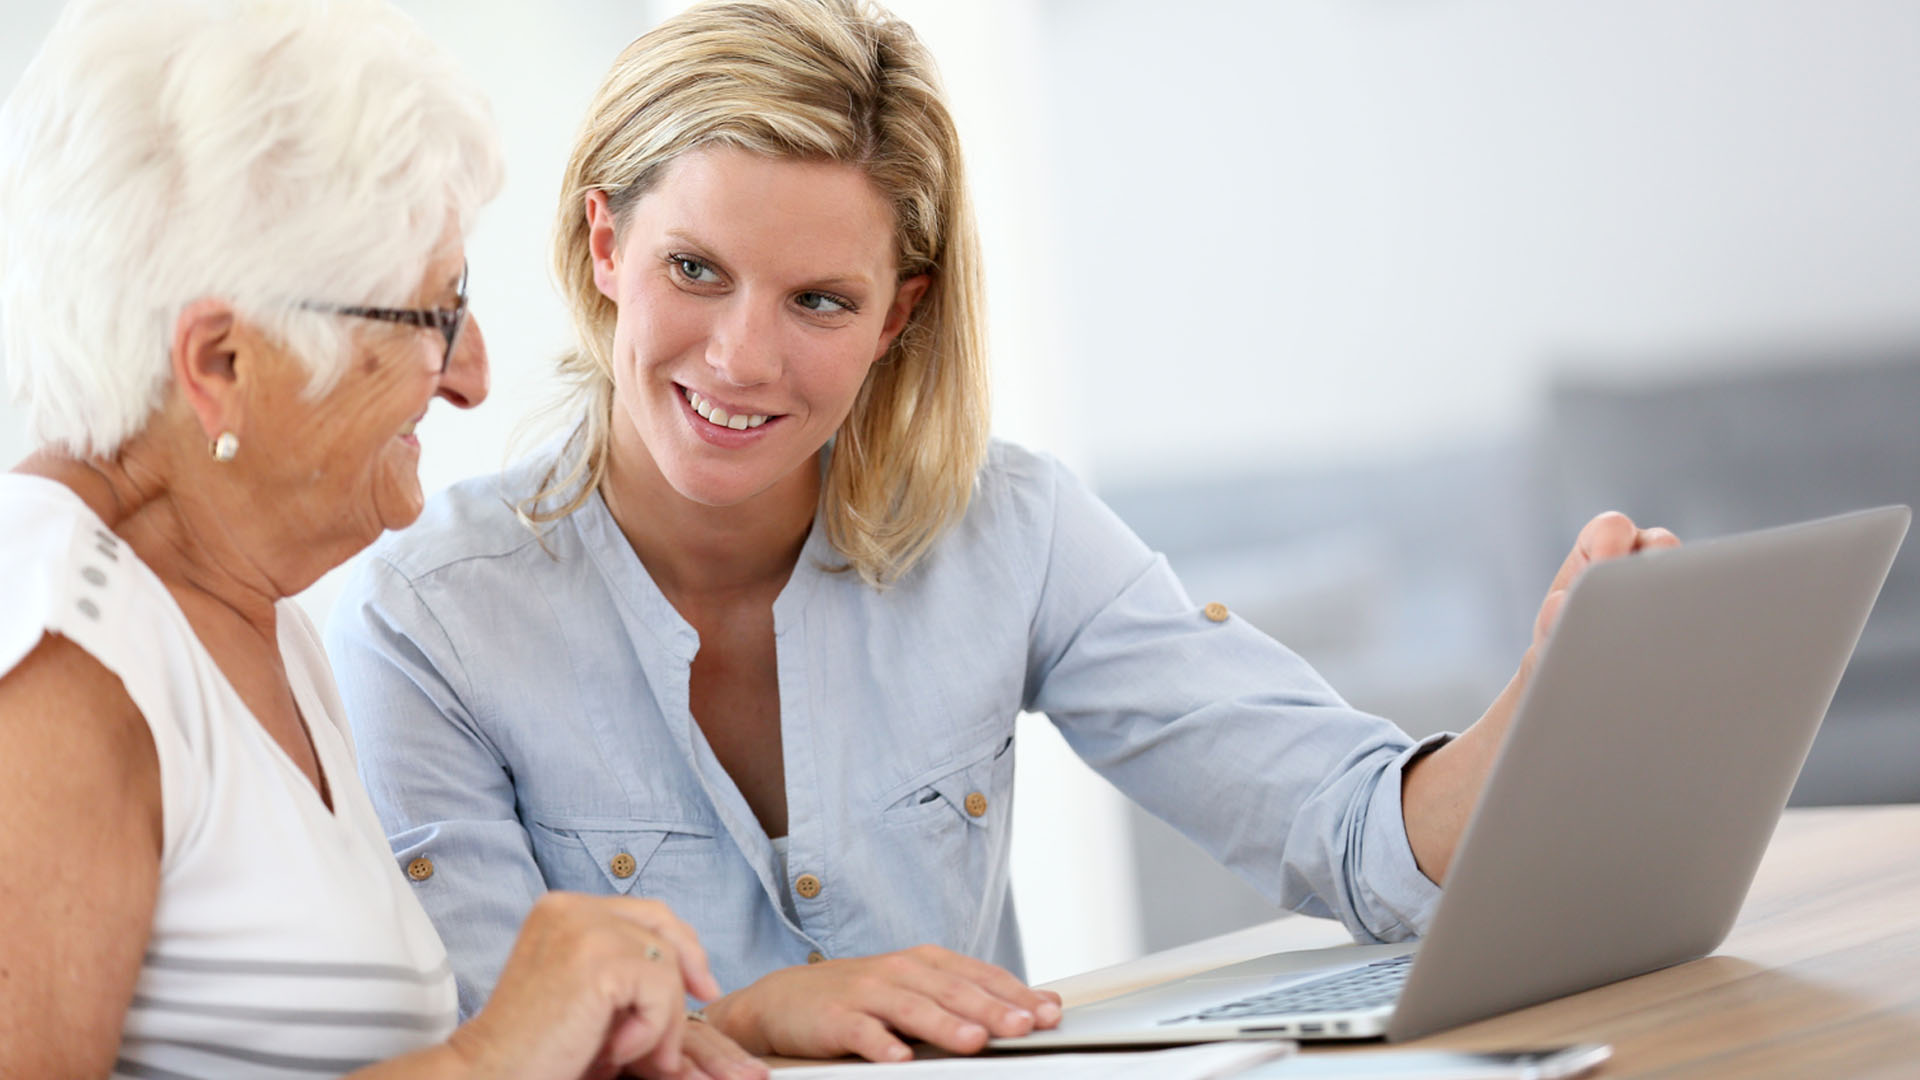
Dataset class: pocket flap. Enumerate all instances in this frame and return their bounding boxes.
[573,830,670,894]
[901,733,1013,829]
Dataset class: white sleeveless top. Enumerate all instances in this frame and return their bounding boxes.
[0,476,457,1078]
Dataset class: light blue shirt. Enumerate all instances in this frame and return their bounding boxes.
[327,441,1445,1017]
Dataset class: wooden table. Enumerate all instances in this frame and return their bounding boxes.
[1043,804,1920,1077]
[770,805,1920,1075]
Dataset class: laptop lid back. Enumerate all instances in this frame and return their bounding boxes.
[1388,506,1909,1041]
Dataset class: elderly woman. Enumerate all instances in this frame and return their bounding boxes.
[0,2,766,1079]
[328,0,1676,1065]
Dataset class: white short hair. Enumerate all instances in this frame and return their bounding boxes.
[0,0,505,456]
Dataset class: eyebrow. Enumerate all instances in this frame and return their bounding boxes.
[663,229,875,291]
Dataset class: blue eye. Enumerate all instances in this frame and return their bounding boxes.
[795,290,853,314]
[671,255,718,284]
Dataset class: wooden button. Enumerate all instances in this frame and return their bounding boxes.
[405,857,434,882]
[807,951,827,964]
[794,873,822,899]
[610,852,636,879]
[964,791,989,817]
[1203,601,1230,623]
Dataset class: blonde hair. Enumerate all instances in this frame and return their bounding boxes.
[533,0,988,586]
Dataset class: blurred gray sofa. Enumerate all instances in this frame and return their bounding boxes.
[1095,354,1920,951]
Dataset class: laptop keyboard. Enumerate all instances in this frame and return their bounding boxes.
[1162,953,1414,1025]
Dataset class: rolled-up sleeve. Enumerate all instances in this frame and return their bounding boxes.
[326,556,545,1017]
[1021,456,1446,943]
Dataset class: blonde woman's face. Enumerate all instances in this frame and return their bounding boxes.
[589,145,928,508]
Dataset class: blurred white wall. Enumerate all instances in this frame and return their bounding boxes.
[5,0,1920,983]
[0,1,59,468]
[1041,0,1920,481]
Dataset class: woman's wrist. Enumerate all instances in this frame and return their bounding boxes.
[437,1017,509,1080]
[699,986,764,1054]
[339,1037,486,1080]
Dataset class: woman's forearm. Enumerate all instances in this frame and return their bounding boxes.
[345,1040,476,1080]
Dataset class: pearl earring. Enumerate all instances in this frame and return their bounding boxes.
[211,432,239,462]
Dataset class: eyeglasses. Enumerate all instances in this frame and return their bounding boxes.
[302,261,469,372]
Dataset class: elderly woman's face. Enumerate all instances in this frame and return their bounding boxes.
[240,242,486,545]
[591,145,927,508]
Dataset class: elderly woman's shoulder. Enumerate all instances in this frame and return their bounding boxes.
[0,475,127,671]
[0,476,169,806]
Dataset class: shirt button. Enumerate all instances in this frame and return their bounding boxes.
[610,852,637,879]
[964,792,989,817]
[1203,601,1230,623]
[405,857,434,882]
[807,951,827,964]
[794,873,822,899]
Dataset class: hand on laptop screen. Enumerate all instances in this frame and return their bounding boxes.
[1400,512,1681,884]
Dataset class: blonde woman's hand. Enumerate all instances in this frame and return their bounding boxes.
[1403,511,1680,883]
[701,945,1063,1063]
[1488,510,1682,735]
[437,891,760,1080]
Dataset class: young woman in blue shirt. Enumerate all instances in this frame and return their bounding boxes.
[327,0,1676,1064]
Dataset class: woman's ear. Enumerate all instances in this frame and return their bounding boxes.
[586,189,621,302]
[170,298,241,442]
[874,272,932,362]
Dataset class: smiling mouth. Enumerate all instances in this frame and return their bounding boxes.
[682,386,772,430]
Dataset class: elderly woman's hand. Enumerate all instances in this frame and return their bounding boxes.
[438,892,764,1080]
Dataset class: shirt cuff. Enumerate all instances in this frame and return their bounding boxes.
[1354,730,1454,942]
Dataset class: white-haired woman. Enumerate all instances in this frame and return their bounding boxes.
[328,0,1676,1066]
[0,2,765,1078]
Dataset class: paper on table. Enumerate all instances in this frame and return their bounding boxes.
[775,1041,1294,1079]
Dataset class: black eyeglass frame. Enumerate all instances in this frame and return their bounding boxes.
[302,261,469,373]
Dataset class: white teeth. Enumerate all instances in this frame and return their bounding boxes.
[682,386,771,430]
[400,420,417,437]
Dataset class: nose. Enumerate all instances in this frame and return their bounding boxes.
[437,312,489,409]
[706,296,782,388]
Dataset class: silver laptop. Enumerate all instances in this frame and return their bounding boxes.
[996,505,1909,1048]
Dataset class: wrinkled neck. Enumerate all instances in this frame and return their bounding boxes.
[16,434,289,642]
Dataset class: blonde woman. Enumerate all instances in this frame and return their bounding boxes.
[328,0,1676,1064]
[0,2,764,1078]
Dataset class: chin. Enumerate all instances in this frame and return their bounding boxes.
[387,491,427,531]
[664,464,772,509]
[371,475,428,533]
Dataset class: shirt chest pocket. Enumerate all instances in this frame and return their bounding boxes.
[875,731,1016,948]
[882,732,1016,828]
[525,817,717,896]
